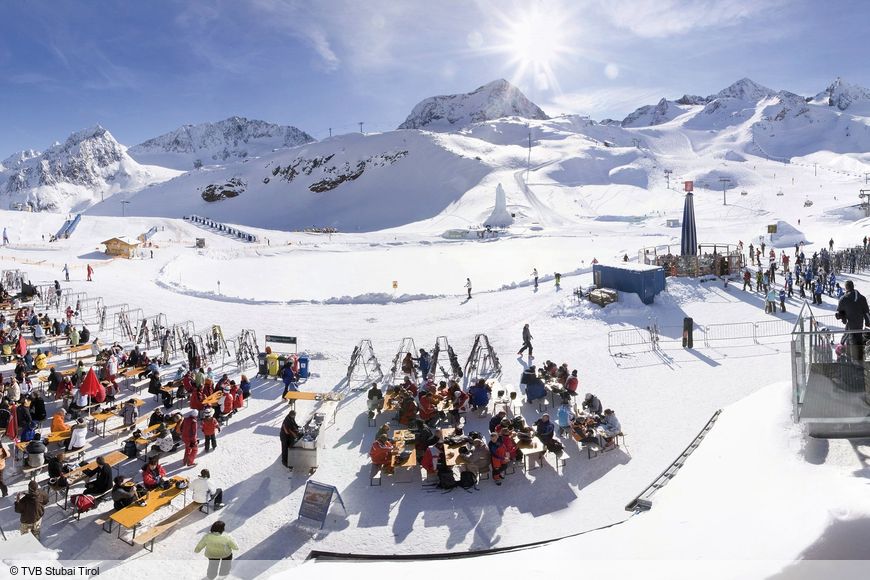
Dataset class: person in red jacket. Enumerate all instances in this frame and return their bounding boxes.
[221,388,234,417]
[201,408,221,452]
[369,434,395,473]
[488,432,508,485]
[142,457,167,490]
[189,387,203,411]
[565,370,579,396]
[418,391,437,424]
[231,383,244,414]
[180,410,199,467]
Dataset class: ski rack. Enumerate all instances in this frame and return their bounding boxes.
[135,313,168,349]
[77,296,104,315]
[429,336,463,382]
[166,320,196,361]
[230,329,260,371]
[113,308,143,342]
[34,284,63,310]
[184,334,209,369]
[61,291,89,315]
[383,337,417,387]
[346,339,384,389]
[1,269,24,292]
[99,304,129,333]
[463,334,502,386]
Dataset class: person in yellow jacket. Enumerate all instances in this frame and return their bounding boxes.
[34,350,48,371]
[194,520,238,579]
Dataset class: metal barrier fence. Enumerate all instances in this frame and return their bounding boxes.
[608,312,847,359]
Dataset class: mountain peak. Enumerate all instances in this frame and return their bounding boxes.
[398,79,548,131]
[814,77,870,111]
[128,117,315,170]
[712,78,775,101]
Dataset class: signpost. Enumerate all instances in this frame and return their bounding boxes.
[298,481,346,529]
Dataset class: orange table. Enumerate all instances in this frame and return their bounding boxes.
[109,476,188,544]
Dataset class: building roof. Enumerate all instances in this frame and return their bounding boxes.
[101,237,140,247]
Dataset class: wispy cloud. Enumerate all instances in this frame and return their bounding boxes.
[545,86,668,119]
[592,0,787,38]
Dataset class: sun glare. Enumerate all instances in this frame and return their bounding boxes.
[487,4,574,93]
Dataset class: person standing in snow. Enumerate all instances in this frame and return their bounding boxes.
[531,268,538,290]
[181,410,199,467]
[86,264,93,282]
[62,263,69,282]
[836,280,870,361]
[194,520,238,580]
[554,273,561,288]
[517,324,533,358]
[742,268,752,291]
[465,278,472,299]
[2,227,8,245]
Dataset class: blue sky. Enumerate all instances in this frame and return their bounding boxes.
[1,0,868,158]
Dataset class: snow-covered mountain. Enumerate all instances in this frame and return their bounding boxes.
[128,116,315,171]
[398,79,548,131]
[0,126,179,213]
[812,77,870,113]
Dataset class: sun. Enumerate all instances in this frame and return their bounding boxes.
[488,4,574,92]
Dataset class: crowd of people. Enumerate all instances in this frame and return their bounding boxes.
[367,325,624,487]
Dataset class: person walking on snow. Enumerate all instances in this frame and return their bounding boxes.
[2,227,8,245]
[62,263,69,282]
[86,264,93,282]
[518,324,533,358]
[531,268,538,290]
[465,278,472,300]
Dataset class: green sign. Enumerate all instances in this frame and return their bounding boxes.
[266,335,297,345]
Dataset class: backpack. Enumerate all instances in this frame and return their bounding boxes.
[437,469,457,490]
[458,470,476,489]
[20,423,36,442]
[122,440,138,459]
[545,438,564,457]
[73,493,96,513]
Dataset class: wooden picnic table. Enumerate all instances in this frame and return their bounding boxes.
[134,420,179,447]
[201,392,222,407]
[61,450,128,508]
[89,399,145,436]
[516,436,547,471]
[65,344,94,361]
[109,476,188,544]
[389,431,418,482]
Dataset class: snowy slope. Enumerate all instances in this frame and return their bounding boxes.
[398,79,548,131]
[0,126,179,213]
[128,116,315,171]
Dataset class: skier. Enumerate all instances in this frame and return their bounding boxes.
[86,264,93,282]
[829,238,834,252]
[554,272,561,289]
[465,278,472,300]
[517,324,533,358]
[531,268,538,290]
[62,264,69,282]
[2,227,8,245]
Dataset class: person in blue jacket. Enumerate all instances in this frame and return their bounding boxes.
[534,414,555,445]
[281,362,298,398]
[468,379,490,411]
[524,370,547,404]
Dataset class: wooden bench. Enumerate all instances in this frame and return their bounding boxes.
[21,463,47,481]
[586,432,625,459]
[132,502,200,552]
[109,477,188,545]
[370,463,384,486]
[66,344,93,361]
[72,487,113,520]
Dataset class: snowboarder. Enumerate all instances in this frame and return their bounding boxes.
[531,268,538,290]
[465,278,472,299]
[62,264,69,282]
[86,264,93,282]
[517,324,533,358]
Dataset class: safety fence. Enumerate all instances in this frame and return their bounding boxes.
[608,312,844,359]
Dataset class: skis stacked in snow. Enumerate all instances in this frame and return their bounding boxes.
[232,328,260,371]
[383,337,417,387]
[346,339,384,389]
[430,336,463,381]
[463,334,501,385]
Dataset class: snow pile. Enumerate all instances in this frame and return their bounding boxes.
[128,116,315,171]
[483,183,514,227]
[398,79,548,131]
[770,220,810,248]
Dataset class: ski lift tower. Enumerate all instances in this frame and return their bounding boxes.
[860,190,870,218]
